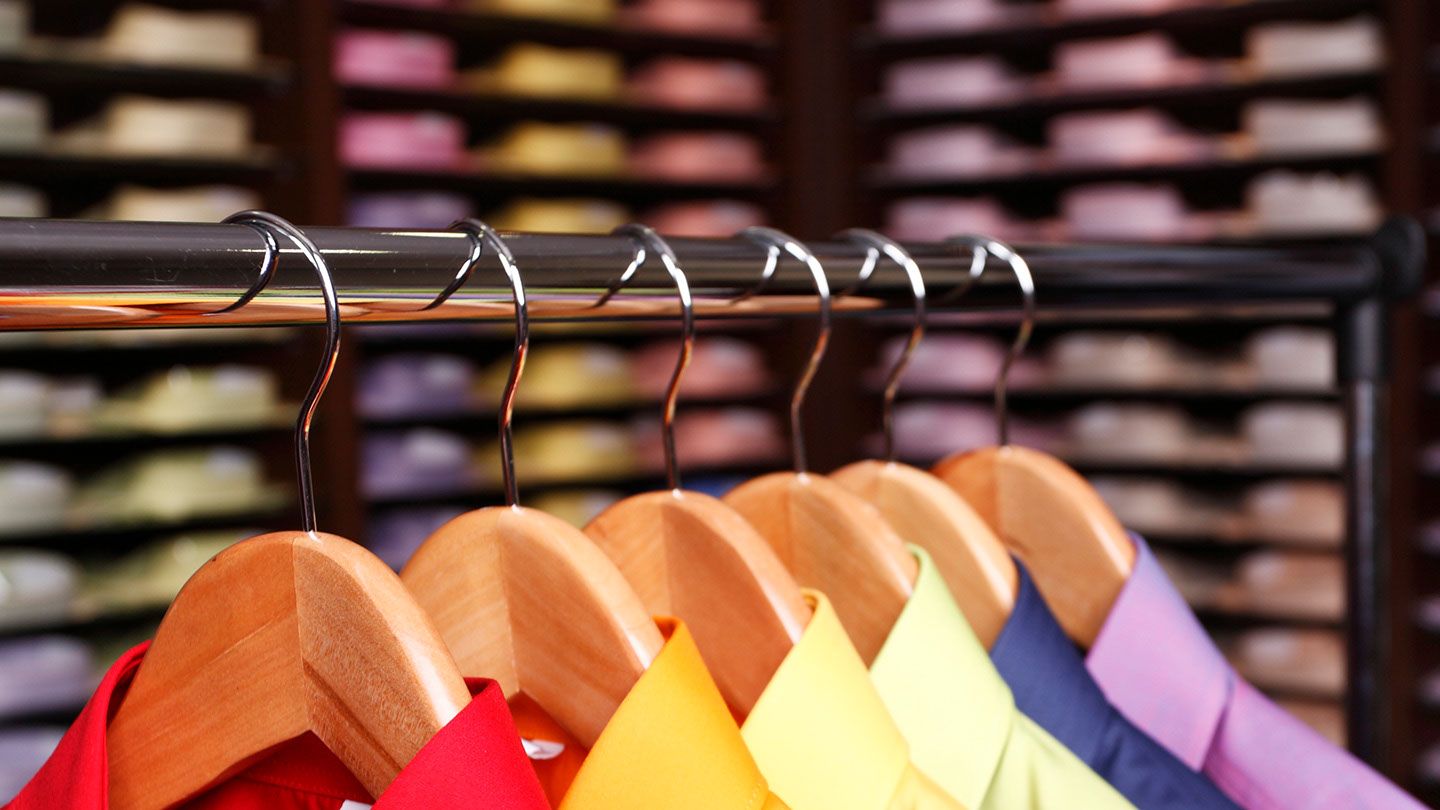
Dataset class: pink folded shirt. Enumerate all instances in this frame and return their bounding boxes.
[1087,535,1423,809]
[333,29,455,88]
[628,132,765,181]
[622,0,763,36]
[642,200,766,237]
[628,57,767,111]
[340,112,466,169]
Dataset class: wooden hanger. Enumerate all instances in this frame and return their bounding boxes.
[720,228,916,666]
[828,229,1016,649]
[401,220,664,748]
[930,236,1134,647]
[581,226,809,714]
[107,213,471,810]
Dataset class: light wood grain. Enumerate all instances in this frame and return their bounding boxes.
[832,460,1017,649]
[934,446,1136,647]
[402,506,664,747]
[107,531,471,810]
[724,472,916,665]
[584,489,810,714]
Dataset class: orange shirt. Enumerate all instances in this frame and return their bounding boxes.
[510,617,789,809]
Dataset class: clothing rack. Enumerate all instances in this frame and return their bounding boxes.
[0,214,1426,768]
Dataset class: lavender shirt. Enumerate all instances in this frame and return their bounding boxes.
[1086,536,1422,809]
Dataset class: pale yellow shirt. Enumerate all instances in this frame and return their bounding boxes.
[869,545,1136,810]
[741,590,968,810]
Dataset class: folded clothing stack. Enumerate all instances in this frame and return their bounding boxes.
[881,332,1009,393]
[72,447,276,524]
[2,372,95,439]
[334,29,456,89]
[87,185,261,222]
[364,429,477,499]
[340,112,466,169]
[1246,16,1384,78]
[0,0,26,54]
[876,0,1017,34]
[0,184,44,218]
[480,421,638,485]
[470,0,617,23]
[641,200,766,237]
[0,550,79,631]
[628,57,768,111]
[76,531,244,615]
[1245,170,1383,236]
[1246,326,1335,390]
[348,192,474,228]
[884,56,1026,109]
[95,365,279,433]
[489,198,630,233]
[1243,98,1383,156]
[368,506,468,570]
[1067,403,1194,462]
[0,91,46,152]
[1048,331,1190,388]
[629,132,766,181]
[481,122,627,176]
[463,44,623,100]
[0,463,73,537]
[359,354,477,419]
[1242,402,1343,467]
[886,125,1033,178]
[1049,109,1212,167]
[629,337,770,400]
[1056,0,1183,16]
[1222,628,1345,697]
[0,636,94,718]
[885,197,1033,243]
[99,4,259,69]
[1090,477,1230,538]
[1218,550,1345,621]
[1054,34,1210,89]
[621,0,764,36]
[1242,480,1344,546]
[632,408,785,471]
[530,490,624,528]
[479,343,635,410]
[53,96,251,159]
[1061,183,1193,241]
[891,402,1063,460]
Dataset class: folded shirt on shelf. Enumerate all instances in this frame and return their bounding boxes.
[94,365,281,434]
[1089,477,1231,539]
[0,463,73,537]
[367,506,468,570]
[348,191,474,228]
[880,332,1010,393]
[1066,403,1196,463]
[1220,628,1346,699]
[340,111,466,169]
[71,446,278,524]
[52,95,252,159]
[641,199,767,237]
[0,549,79,632]
[98,3,259,70]
[1049,109,1213,167]
[479,342,636,409]
[0,728,65,805]
[0,90,46,152]
[76,530,245,616]
[1056,0,1189,16]
[1242,480,1344,546]
[480,122,628,176]
[628,132,766,182]
[1245,16,1384,78]
[85,185,261,223]
[631,408,785,471]
[1245,326,1335,390]
[1242,98,1384,157]
[876,0,1023,34]
[892,402,1062,461]
[470,0,617,23]
[621,0,764,36]
[478,421,638,486]
[883,56,1027,109]
[363,428,477,499]
[0,636,94,720]
[1054,34,1212,89]
[1048,331,1191,389]
[463,43,623,100]
[1061,183,1196,242]
[0,0,25,54]
[489,197,631,233]
[627,57,768,111]
[1245,170,1383,236]
[333,29,456,89]
[1209,549,1345,622]
[529,489,624,528]
[629,336,771,400]
[359,353,478,419]
[885,197,1034,244]
[886,125,1035,179]
[1241,402,1343,467]
[0,371,51,438]
[0,184,44,218]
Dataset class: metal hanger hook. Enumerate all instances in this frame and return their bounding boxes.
[946,235,1035,446]
[452,219,527,507]
[739,226,830,475]
[835,229,926,463]
[225,211,341,534]
[213,213,280,315]
[611,224,693,490]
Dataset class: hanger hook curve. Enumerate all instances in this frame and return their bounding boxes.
[225,211,341,534]
[739,226,829,475]
[946,235,1035,446]
[452,219,527,507]
[835,229,926,463]
[611,224,693,491]
[214,212,280,314]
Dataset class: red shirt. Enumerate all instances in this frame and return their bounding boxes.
[6,642,549,809]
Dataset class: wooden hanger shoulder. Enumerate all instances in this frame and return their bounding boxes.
[934,445,1135,647]
[584,489,810,714]
[724,471,916,665]
[401,506,664,748]
[831,459,1017,649]
[107,531,471,810]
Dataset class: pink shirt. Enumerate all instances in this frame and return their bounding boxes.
[1086,536,1421,810]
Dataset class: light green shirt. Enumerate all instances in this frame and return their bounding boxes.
[869,545,1136,810]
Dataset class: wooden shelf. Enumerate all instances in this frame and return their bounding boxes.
[859,0,1373,57]
[339,1,774,59]
[0,418,293,454]
[0,52,289,97]
[342,85,778,131]
[891,385,1339,404]
[361,390,778,428]
[347,166,776,200]
[0,508,287,549]
[0,150,281,185]
[864,72,1382,129]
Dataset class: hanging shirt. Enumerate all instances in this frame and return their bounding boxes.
[508,617,790,810]
[5,641,550,809]
[868,546,1135,810]
[739,589,968,810]
[1085,535,1424,810]
[989,561,1241,810]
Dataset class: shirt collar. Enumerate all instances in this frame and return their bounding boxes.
[868,545,1011,808]
[990,560,1114,764]
[6,642,549,809]
[1085,534,1231,770]
[741,589,918,810]
[561,618,774,810]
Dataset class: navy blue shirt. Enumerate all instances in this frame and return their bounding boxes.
[991,562,1241,810]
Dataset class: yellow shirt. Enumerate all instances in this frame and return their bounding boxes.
[869,546,1136,810]
[741,590,968,810]
[511,617,789,809]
